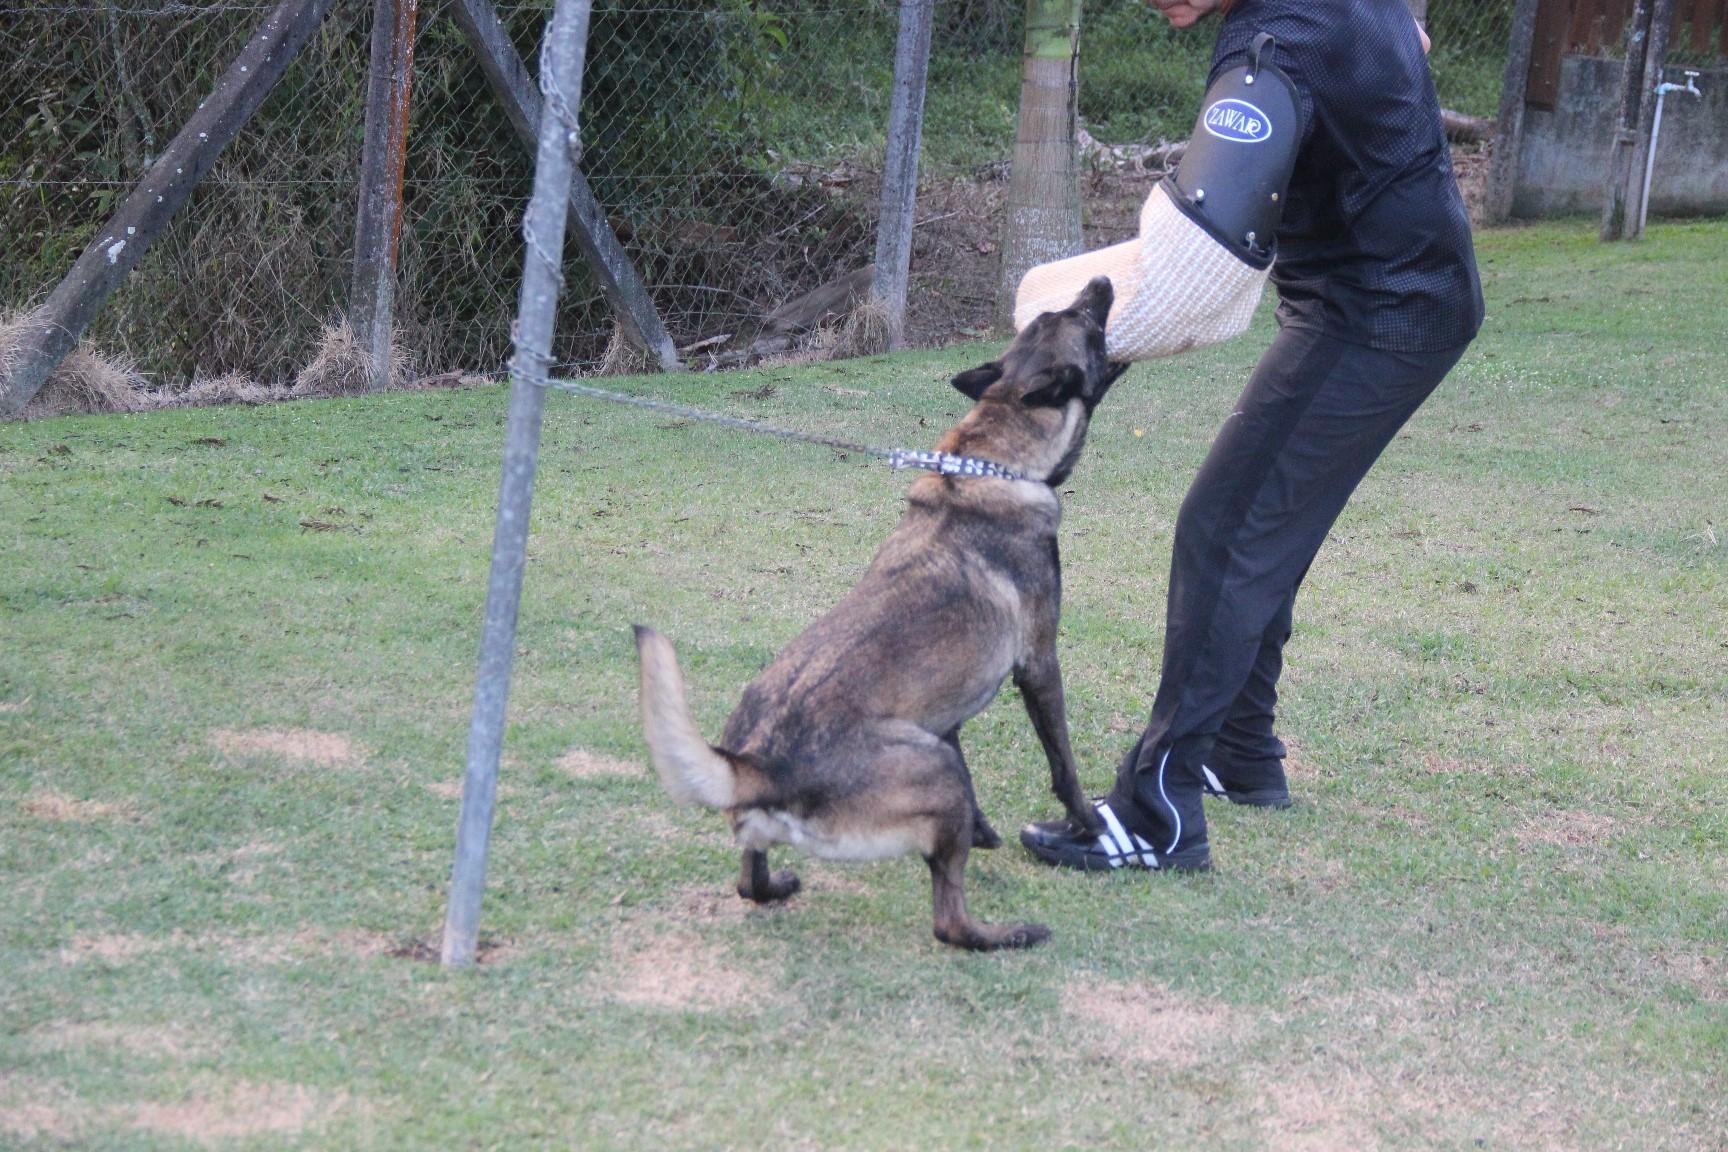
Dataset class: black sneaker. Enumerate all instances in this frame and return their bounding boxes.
[1201,759,1293,809]
[1020,800,1212,872]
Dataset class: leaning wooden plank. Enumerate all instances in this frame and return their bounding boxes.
[0,0,341,417]
[445,0,682,372]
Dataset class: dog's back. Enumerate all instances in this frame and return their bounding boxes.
[720,474,1062,782]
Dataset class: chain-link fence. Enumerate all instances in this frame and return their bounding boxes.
[2,0,1520,389]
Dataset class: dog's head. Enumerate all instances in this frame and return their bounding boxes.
[941,277,1129,486]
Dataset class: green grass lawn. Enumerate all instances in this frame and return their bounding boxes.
[3,219,1725,1149]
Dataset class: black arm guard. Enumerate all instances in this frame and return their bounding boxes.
[1170,32,1300,267]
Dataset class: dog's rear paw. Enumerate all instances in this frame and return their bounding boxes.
[739,870,801,904]
[935,919,1051,951]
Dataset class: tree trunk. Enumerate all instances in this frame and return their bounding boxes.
[995,0,1082,333]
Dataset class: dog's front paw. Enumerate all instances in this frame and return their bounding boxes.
[1073,808,1108,839]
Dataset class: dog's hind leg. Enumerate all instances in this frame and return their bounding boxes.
[1015,651,1106,836]
[942,727,1001,850]
[737,848,801,904]
[927,833,1049,951]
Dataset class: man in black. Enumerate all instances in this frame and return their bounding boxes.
[1022,0,1485,871]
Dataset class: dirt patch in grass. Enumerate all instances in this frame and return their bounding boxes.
[1260,1072,1411,1150]
[34,1021,203,1060]
[558,747,643,780]
[21,791,136,822]
[210,728,363,769]
[602,929,772,1013]
[59,933,169,965]
[1516,809,1616,849]
[1062,981,1243,1067]
[668,869,869,924]
[1280,845,1351,896]
[60,927,401,967]
[1419,753,1486,776]
[385,934,515,965]
[1654,949,1725,1002]
[0,1081,82,1142]
[129,1081,338,1146]
[0,697,31,714]
[422,779,518,801]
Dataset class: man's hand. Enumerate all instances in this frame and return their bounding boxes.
[1145,0,1222,29]
[1416,20,1432,54]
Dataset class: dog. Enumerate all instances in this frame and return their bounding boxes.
[634,277,1127,950]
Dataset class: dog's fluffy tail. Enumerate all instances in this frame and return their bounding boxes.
[633,625,737,809]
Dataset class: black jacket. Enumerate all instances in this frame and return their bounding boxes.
[1212,0,1486,352]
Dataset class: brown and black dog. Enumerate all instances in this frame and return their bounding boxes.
[634,277,1126,950]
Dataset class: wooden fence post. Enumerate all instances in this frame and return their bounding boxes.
[1624,0,1677,239]
[1485,0,1543,224]
[0,0,340,417]
[351,0,420,391]
[442,0,592,971]
[446,0,682,372]
[872,0,935,351]
[1601,0,1658,241]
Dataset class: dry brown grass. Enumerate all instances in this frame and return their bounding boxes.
[1516,808,1618,849]
[1062,980,1245,1067]
[596,322,657,377]
[601,929,773,1013]
[21,792,136,823]
[160,372,288,409]
[2,308,150,419]
[830,296,893,359]
[130,1080,338,1146]
[557,747,641,780]
[209,728,363,769]
[293,318,408,396]
[32,1021,204,1061]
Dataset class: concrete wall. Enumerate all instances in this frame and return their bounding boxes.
[1514,56,1728,219]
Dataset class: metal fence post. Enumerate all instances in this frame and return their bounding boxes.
[872,0,934,351]
[441,0,592,970]
[351,0,419,391]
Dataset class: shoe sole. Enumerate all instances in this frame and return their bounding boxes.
[1019,829,1212,873]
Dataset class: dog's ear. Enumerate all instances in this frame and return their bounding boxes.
[1021,365,1085,408]
[950,362,1002,401]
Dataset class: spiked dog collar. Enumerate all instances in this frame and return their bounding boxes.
[888,448,1025,483]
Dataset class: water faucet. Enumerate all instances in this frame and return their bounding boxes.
[1654,70,1703,99]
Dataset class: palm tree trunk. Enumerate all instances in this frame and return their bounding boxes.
[995,0,1083,332]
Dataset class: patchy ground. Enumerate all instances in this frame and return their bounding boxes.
[1,219,1723,1148]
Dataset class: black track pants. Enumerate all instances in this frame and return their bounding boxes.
[1108,325,1468,852]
